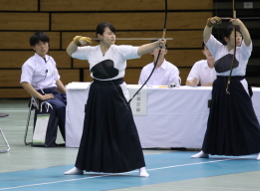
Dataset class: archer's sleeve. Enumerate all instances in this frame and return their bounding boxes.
[205,35,223,58]
[240,40,252,60]
[119,45,141,60]
[71,46,92,60]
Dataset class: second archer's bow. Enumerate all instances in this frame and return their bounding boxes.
[127,0,168,105]
[226,0,237,94]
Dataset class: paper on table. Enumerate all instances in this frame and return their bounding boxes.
[66,82,91,90]
[128,88,147,115]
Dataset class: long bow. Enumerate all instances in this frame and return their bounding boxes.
[127,0,168,104]
[226,0,237,94]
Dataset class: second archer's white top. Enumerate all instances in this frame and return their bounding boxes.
[205,35,252,76]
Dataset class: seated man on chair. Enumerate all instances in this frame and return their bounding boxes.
[20,31,66,147]
[138,39,180,86]
[185,42,216,86]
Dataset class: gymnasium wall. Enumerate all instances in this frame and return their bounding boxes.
[4,0,256,98]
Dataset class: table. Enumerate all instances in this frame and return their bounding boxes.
[65,82,260,148]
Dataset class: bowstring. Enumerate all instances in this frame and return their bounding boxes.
[127,0,168,105]
[214,0,229,94]
[226,0,237,94]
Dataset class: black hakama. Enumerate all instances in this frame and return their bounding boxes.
[75,79,145,173]
[202,76,260,156]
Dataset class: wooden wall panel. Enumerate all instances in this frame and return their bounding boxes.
[0,32,60,50]
[61,31,203,50]
[168,49,205,67]
[0,51,70,69]
[49,51,72,68]
[0,51,33,68]
[73,59,89,69]
[0,0,215,98]
[52,12,211,31]
[125,69,142,84]
[0,89,30,99]
[169,0,212,10]
[115,31,204,49]
[0,0,38,11]
[0,13,49,30]
[0,70,21,87]
[41,0,212,11]
[59,69,80,86]
[179,68,192,85]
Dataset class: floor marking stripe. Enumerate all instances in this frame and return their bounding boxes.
[0,155,255,190]
[148,156,255,171]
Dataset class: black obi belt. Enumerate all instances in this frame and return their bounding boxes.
[91,59,119,79]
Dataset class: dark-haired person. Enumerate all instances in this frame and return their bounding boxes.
[191,17,260,159]
[138,40,180,86]
[186,42,216,86]
[20,31,66,147]
[64,22,166,177]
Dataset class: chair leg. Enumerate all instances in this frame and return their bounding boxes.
[24,101,33,145]
[0,128,10,153]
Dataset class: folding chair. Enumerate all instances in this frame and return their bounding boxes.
[24,96,39,145]
[0,113,10,153]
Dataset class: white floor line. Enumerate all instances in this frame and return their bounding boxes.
[0,155,256,190]
[147,156,256,172]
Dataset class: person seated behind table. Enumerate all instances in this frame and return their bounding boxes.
[20,31,66,147]
[138,40,180,86]
[186,42,216,86]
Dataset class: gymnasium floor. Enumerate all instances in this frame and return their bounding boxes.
[1,99,260,191]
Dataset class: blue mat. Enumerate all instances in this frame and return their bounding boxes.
[0,151,259,191]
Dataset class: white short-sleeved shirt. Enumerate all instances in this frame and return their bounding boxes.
[20,53,60,90]
[138,59,180,86]
[205,35,252,76]
[186,59,217,85]
[71,44,140,81]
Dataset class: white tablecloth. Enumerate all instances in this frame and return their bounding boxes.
[65,82,260,148]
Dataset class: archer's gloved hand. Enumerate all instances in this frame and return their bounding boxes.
[206,16,222,27]
[73,36,92,46]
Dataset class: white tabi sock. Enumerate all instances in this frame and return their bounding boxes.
[139,167,149,177]
[191,151,209,158]
[257,153,260,160]
[64,167,83,175]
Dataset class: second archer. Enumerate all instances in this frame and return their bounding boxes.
[192,17,260,159]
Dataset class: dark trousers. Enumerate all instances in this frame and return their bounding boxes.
[37,87,67,142]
